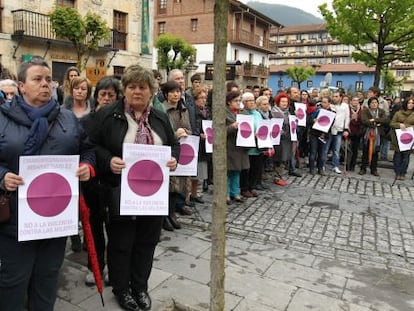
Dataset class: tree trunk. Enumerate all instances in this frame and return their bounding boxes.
[210,1,229,311]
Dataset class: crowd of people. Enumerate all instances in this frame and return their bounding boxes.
[0,57,413,311]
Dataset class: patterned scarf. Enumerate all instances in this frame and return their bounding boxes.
[128,103,154,145]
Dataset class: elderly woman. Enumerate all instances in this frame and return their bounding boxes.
[390,97,414,180]
[240,92,262,197]
[190,86,211,203]
[162,80,193,231]
[0,79,18,102]
[226,90,249,204]
[87,65,179,311]
[271,93,296,186]
[0,57,94,311]
[81,76,122,286]
[359,97,389,176]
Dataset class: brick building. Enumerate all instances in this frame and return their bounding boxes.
[154,0,282,87]
[0,0,154,83]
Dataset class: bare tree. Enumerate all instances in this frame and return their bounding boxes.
[210,1,229,310]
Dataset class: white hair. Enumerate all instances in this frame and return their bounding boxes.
[0,79,18,89]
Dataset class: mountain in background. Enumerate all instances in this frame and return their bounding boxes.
[246,1,324,26]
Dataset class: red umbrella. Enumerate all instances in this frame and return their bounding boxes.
[79,195,105,307]
[368,129,376,165]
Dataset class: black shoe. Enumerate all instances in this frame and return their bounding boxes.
[162,217,174,231]
[134,291,151,311]
[191,196,205,204]
[359,168,366,175]
[116,291,139,311]
[254,184,264,190]
[185,200,196,207]
[169,215,182,229]
[202,179,209,192]
[289,171,302,177]
[318,169,326,176]
[179,206,193,215]
[310,169,316,175]
[70,235,82,253]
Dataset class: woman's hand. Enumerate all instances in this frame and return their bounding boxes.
[200,133,206,140]
[167,157,178,171]
[176,128,188,138]
[110,156,126,174]
[400,123,406,130]
[2,172,24,192]
[76,164,91,181]
[232,122,238,129]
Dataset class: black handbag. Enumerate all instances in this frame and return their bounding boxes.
[0,191,11,223]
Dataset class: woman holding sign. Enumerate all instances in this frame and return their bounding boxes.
[0,57,95,311]
[87,65,179,311]
[390,98,414,180]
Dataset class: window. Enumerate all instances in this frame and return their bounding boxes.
[336,81,343,88]
[234,49,239,61]
[113,66,125,76]
[113,11,127,50]
[248,53,253,63]
[191,19,198,32]
[56,0,75,7]
[307,80,313,88]
[159,0,167,14]
[396,70,410,77]
[158,22,166,35]
[332,57,341,64]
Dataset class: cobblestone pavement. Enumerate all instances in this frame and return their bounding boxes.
[182,163,414,272]
[57,159,414,310]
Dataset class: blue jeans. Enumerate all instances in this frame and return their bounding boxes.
[393,151,410,176]
[0,235,67,311]
[380,137,390,159]
[227,170,240,198]
[327,133,342,168]
[309,135,326,171]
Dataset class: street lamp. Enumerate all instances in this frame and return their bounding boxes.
[356,71,363,92]
[277,70,284,90]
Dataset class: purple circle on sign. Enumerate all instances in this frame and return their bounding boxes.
[240,122,252,138]
[400,132,413,145]
[290,121,297,134]
[206,127,213,144]
[128,160,163,197]
[257,126,269,140]
[318,115,330,126]
[27,173,71,217]
[178,143,195,165]
[297,108,305,120]
[271,124,280,138]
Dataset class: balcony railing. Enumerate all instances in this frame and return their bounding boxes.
[229,28,274,53]
[236,63,269,78]
[11,9,120,50]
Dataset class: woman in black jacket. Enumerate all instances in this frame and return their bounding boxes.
[86,65,179,311]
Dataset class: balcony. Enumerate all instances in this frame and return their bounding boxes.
[11,9,120,51]
[229,28,275,53]
[236,63,269,78]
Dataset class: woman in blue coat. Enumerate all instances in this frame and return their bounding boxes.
[0,57,95,311]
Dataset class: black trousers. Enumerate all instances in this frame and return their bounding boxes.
[0,235,66,311]
[107,216,162,295]
[349,135,362,169]
[240,154,263,191]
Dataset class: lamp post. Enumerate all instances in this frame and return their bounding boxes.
[277,70,283,90]
[357,71,363,92]
[185,60,198,89]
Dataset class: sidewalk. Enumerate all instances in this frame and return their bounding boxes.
[56,158,414,311]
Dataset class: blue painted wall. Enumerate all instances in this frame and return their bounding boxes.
[269,72,376,93]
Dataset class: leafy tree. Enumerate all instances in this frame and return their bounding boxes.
[155,34,196,74]
[49,6,110,71]
[285,66,316,89]
[382,69,407,96]
[319,0,414,88]
[210,1,229,310]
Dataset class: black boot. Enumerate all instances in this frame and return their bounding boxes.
[162,217,174,231]
[202,179,208,192]
[169,213,181,229]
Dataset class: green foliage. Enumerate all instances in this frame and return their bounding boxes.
[155,34,197,73]
[382,69,407,96]
[319,0,414,88]
[49,7,110,71]
[285,66,316,89]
